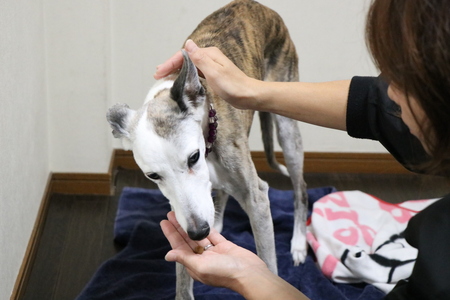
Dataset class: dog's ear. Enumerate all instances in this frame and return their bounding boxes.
[170,50,206,112]
[106,103,136,149]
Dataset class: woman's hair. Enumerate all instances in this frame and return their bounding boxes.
[366,0,450,174]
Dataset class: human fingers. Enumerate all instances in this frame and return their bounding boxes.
[161,217,211,268]
[207,227,227,246]
[184,39,256,109]
[165,236,264,288]
[160,219,195,254]
[184,39,228,79]
[165,211,204,252]
[153,50,184,79]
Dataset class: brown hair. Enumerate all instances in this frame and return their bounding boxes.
[366,0,450,174]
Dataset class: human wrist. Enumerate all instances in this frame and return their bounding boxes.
[243,78,269,111]
[228,265,273,298]
[229,265,309,300]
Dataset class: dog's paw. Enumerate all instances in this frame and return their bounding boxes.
[291,248,307,266]
[290,237,308,266]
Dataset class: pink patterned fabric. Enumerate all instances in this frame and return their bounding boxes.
[307,191,439,293]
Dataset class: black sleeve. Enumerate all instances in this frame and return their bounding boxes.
[346,76,429,173]
[385,194,450,299]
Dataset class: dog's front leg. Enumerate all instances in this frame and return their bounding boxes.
[176,262,194,300]
[240,179,278,275]
[213,189,229,233]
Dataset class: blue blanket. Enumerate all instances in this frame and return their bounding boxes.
[77,187,385,300]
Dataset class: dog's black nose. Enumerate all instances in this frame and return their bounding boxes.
[187,222,210,241]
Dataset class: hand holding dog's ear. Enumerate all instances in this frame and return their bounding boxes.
[154,51,184,80]
[153,40,208,80]
[154,40,259,111]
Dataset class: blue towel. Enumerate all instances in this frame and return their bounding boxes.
[77,187,385,300]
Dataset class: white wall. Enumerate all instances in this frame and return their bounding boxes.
[109,0,386,154]
[0,1,48,298]
[45,0,113,173]
[45,0,384,174]
[252,0,385,152]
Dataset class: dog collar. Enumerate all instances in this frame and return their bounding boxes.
[205,104,218,157]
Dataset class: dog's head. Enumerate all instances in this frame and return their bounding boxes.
[107,51,214,240]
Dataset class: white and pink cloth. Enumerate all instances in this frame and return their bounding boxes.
[306,191,439,293]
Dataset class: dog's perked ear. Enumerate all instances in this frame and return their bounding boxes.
[106,103,136,139]
[170,49,206,112]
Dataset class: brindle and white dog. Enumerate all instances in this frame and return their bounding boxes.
[107,0,307,298]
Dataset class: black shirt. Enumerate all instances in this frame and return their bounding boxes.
[346,76,429,172]
[346,76,450,299]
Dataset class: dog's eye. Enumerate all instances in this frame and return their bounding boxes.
[146,173,161,180]
[188,150,200,168]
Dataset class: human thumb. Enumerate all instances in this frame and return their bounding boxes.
[164,250,179,262]
[184,39,199,54]
[184,39,207,78]
[165,250,193,267]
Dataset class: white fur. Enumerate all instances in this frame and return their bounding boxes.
[144,79,175,104]
[131,105,215,235]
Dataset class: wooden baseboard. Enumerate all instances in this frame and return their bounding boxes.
[11,174,53,300]
[50,173,113,195]
[253,151,410,174]
[49,148,119,196]
[113,149,410,175]
[48,150,410,196]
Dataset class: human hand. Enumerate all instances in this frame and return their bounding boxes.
[154,40,260,110]
[160,211,269,290]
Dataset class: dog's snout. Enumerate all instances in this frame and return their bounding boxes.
[187,222,210,241]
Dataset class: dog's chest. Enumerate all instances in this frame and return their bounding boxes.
[206,155,228,190]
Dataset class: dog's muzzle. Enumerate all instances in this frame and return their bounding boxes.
[187,221,210,241]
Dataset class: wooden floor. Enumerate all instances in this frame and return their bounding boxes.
[21,169,450,300]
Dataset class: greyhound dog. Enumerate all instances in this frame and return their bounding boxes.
[107,0,307,298]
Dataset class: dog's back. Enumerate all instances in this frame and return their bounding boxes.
[188,0,298,82]
[187,0,299,174]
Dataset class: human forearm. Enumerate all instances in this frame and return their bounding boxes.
[245,79,350,131]
[154,40,350,131]
[231,266,309,300]
[195,63,350,131]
